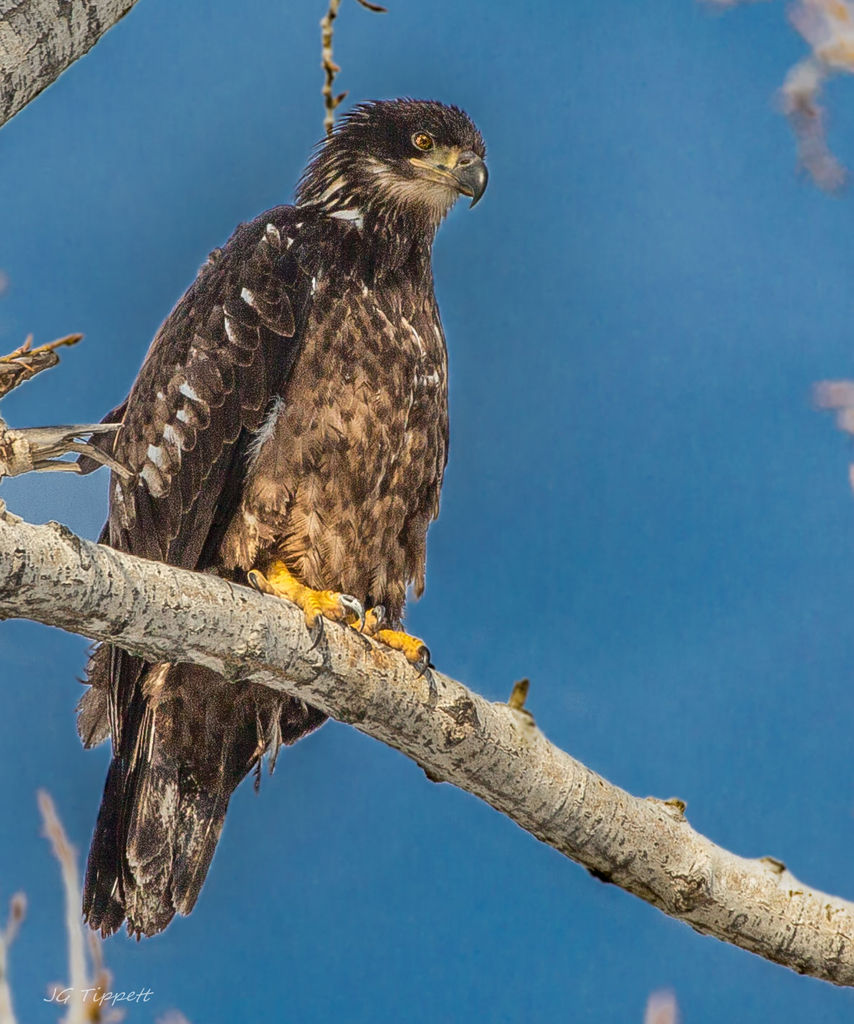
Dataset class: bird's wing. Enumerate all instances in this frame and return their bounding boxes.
[104,208,311,747]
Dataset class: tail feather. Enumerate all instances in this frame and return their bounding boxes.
[82,662,327,938]
[170,783,229,916]
[82,758,126,934]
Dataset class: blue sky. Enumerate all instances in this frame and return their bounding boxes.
[2,0,854,1019]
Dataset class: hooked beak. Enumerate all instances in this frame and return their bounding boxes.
[451,152,488,208]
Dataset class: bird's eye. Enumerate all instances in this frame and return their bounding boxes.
[412,132,434,152]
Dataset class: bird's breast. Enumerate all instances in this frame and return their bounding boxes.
[220,285,448,619]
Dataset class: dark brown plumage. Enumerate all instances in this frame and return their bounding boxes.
[78,99,486,937]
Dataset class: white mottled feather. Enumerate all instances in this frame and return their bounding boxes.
[246,398,285,468]
[330,208,364,229]
[147,445,167,470]
[162,423,181,447]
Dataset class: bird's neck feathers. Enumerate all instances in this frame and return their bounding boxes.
[296,138,450,276]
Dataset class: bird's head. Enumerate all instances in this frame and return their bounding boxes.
[297,99,487,234]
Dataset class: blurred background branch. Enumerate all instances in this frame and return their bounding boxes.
[2,794,191,1022]
[0,891,25,1024]
[37,791,122,1024]
[709,0,854,189]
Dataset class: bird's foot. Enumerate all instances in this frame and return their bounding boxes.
[360,604,432,675]
[248,560,364,643]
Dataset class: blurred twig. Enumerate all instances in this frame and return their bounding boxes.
[320,0,386,136]
[814,379,854,492]
[39,791,123,1024]
[1,794,178,1024]
[708,0,854,190]
[0,892,25,1024]
[780,0,854,190]
[644,990,679,1024]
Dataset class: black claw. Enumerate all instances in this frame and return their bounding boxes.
[419,666,437,695]
[308,616,325,651]
[415,646,431,677]
[349,625,373,651]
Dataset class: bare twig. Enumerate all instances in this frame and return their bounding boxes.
[507,677,530,711]
[1,511,853,986]
[0,892,25,1024]
[0,334,82,401]
[320,0,386,136]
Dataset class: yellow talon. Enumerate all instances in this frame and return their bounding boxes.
[248,560,363,630]
[360,605,386,636]
[377,629,429,667]
[355,604,430,668]
[248,569,430,670]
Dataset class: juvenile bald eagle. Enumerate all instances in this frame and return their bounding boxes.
[77,99,487,937]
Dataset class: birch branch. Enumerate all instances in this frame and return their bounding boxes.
[0,509,853,987]
[0,0,140,130]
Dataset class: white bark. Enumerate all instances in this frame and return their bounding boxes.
[0,0,140,129]
[1,505,853,986]
[0,419,123,477]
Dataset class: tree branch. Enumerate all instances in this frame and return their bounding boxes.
[0,336,126,479]
[0,334,82,400]
[0,0,140,130]
[0,420,123,479]
[0,507,852,986]
[319,0,385,136]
